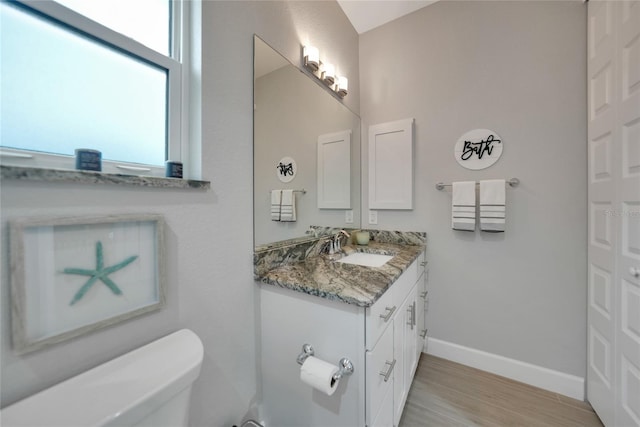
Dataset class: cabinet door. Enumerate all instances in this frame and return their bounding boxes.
[405,286,418,387]
[317,130,351,209]
[393,307,406,425]
[368,118,414,210]
[366,324,395,426]
[371,384,394,427]
[417,264,429,356]
[394,287,419,426]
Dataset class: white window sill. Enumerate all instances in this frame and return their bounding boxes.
[0,165,210,190]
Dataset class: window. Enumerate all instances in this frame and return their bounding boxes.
[0,0,185,176]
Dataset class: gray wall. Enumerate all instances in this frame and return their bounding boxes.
[359,1,587,377]
[0,2,359,426]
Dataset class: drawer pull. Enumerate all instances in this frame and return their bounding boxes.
[413,302,417,327]
[379,359,396,382]
[407,302,416,329]
[379,306,396,322]
[420,291,428,299]
[420,329,428,339]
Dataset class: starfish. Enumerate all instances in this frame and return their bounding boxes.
[63,241,138,306]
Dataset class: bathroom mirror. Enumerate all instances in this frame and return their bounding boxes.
[253,36,361,247]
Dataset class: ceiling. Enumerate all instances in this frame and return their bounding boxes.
[254,1,440,78]
[337,0,437,34]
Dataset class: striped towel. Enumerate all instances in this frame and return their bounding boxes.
[271,190,282,221]
[452,181,476,231]
[480,179,506,232]
[280,189,296,222]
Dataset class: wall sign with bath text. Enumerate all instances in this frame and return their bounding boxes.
[454,129,503,170]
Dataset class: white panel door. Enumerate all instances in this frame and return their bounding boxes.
[588,2,617,424]
[615,2,640,425]
[589,2,640,426]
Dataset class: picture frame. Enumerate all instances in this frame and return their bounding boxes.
[9,214,166,354]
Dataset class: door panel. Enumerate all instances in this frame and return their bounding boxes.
[588,2,617,424]
[615,2,640,426]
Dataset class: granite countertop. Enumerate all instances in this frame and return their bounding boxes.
[258,242,425,307]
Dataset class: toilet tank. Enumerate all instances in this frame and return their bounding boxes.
[1,329,204,427]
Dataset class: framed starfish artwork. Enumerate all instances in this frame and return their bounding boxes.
[9,214,166,354]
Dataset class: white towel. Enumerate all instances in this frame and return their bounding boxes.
[480,179,506,232]
[280,189,296,222]
[271,190,282,221]
[452,181,476,231]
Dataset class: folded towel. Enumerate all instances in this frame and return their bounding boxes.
[271,190,282,221]
[280,189,296,222]
[452,181,476,231]
[480,179,506,232]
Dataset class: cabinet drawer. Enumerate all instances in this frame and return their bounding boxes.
[365,282,395,350]
[416,250,427,281]
[393,260,417,309]
[365,324,394,425]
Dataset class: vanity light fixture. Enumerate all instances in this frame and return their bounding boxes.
[303,45,320,71]
[301,44,348,98]
[321,63,336,86]
[336,76,348,98]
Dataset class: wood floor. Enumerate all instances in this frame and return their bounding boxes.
[399,354,604,427]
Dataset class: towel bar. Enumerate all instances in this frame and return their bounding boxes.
[269,189,306,194]
[435,178,519,191]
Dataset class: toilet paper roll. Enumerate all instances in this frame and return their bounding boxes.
[300,356,340,396]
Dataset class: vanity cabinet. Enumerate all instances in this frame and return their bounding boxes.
[259,249,426,427]
[366,251,426,426]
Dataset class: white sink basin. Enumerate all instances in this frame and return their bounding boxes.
[336,252,394,268]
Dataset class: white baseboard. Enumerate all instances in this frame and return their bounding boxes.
[425,337,585,401]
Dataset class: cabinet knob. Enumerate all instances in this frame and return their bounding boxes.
[630,267,640,278]
[379,359,396,382]
[420,291,428,299]
[379,306,397,322]
[420,329,428,339]
[420,261,428,267]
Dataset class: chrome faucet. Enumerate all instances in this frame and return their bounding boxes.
[321,230,350,258]
[332,229,350,253]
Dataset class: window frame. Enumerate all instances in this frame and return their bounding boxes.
[0,0,187,177]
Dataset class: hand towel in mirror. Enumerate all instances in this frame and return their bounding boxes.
[280,189,296,222]
[271,190,282,221]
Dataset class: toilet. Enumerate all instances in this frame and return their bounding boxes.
[1,329,204,427]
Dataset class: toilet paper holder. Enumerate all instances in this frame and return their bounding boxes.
[296,344,354,381]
